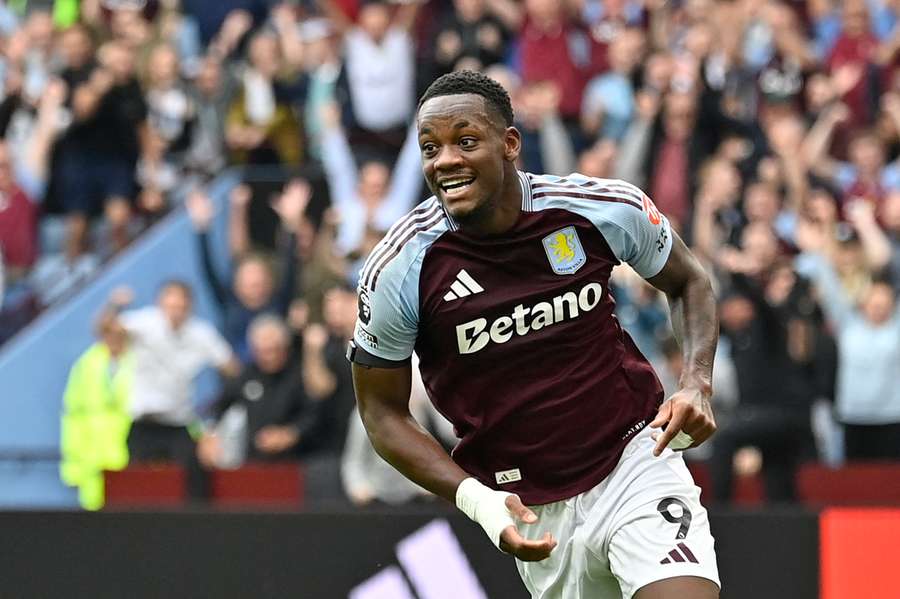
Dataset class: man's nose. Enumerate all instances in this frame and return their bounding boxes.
[433,145,465,171]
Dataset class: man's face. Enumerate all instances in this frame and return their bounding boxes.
[417,93,520,223]
[251,326,289,373]
[249,35,280,78]
[741,223,779,269]
[159,286,192,329]
[862,283,895,325]
[102,323,129,356]
[60,28,92,69]
[148,45,179,87]
[358,162,390,205]
[454,0,484,21]
[234,260,273,310]
[359,3,391,42]
[745,185,779,223]
[850,136,884,173]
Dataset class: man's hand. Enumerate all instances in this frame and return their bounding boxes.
[649,387,716,457]
[186,189,215,231]
[197,433,222,468]
[498,495,557,562]
[272,178,311,231]
[255,425,300,453]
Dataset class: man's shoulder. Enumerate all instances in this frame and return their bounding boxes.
[526,172,648,220]
[121,306,159,324]
[184,316,225,342]
[358,196,452,293]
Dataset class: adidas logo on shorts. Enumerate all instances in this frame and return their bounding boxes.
[660,543,699,564]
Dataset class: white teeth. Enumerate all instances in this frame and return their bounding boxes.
[440,177,474,190]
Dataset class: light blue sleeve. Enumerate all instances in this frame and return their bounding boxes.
[353,246,423,362]
[557,175,673,278]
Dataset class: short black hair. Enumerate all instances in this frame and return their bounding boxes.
[417,70,514,127]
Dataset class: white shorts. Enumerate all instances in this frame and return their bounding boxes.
[515,426,720,599]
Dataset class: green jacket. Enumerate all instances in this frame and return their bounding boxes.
[60,343,133,510]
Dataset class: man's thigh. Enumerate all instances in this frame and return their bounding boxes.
[633,576,719,599]
[603,453,720,599]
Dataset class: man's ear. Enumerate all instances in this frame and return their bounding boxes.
[504,126,522,163]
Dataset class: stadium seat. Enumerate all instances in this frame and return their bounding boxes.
[210,463,305,509]
[104,464,186,507]
[797,463,900,506]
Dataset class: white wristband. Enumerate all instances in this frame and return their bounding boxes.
[455,477,516,549]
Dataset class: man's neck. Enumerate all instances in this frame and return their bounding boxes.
[457,169,523,237]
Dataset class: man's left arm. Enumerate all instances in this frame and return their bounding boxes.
[646,231,719,456]
[584,178,718,457]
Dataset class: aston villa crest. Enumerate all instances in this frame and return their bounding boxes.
[542,226,586,275]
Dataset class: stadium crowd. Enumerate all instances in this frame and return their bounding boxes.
[1,0,898,508]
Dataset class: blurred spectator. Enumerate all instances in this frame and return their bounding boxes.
[797,212,900,461]
[431,0,512,74]
[299,18,341,161]
[320,0,420,143]
[581,27,644,142]
[824,0,880,127]
[873,191,900,285]
[183,55,235,179]
[710,224,820,503]
[108,282,239,499]
[54,34,147,256]
[0,141,39,287]
[690,157,743,259]
[225,31,303,166]
[517,0,605,123]
[802,100,900,205]
[137,43,190,216]
[319,101,422,258]
[60,313,133,510]
[617,90,699,232]
[186,181,307,363]
[199,315,333,466]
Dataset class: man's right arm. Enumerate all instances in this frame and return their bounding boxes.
[351,361,467,502]
[351,358,556,560]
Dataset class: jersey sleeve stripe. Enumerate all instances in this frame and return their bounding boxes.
[367,211,446,290]
[530,178,645,206]
[531,189,643,210]
[360,203,441,287]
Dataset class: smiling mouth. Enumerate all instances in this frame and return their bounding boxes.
[439,177,475,196]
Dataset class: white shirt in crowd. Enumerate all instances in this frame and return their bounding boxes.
[120,306,232,426]
[344,27,414,131]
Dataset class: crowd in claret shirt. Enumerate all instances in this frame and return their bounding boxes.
[1,0,891,508]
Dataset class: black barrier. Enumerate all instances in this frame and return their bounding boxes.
[0,509,817,599]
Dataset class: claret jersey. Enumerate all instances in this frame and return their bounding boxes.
[350,172,673,505]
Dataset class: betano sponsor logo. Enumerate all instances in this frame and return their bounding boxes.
[456,282,604,354]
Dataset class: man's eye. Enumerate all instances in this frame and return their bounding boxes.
[460,138,477,148]
[422,143,437,155]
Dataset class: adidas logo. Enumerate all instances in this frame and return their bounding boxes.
[443,269,484,302]
[350,519,487,599]
[660,542,699,564]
